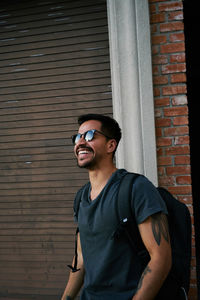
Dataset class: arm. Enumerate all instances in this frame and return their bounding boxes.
[61,233,85,300]
[132,213,172,300]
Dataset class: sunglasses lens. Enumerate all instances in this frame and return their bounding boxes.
[71,130,95,144]
[72,134,80,144]
[85,130,94,142]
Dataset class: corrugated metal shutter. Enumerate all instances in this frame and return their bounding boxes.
[0,0,112,298]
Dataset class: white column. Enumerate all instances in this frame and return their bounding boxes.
[107,0,158,185]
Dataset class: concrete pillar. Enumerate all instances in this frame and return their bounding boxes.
[107,0,158,185]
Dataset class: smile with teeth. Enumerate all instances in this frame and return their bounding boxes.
[78,150,90,155]
[77,148,93,156]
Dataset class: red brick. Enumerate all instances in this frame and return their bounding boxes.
[152,45,159,55]
[164,126,189,136]
[152,65,159,74]
[170,53,185,63]
[159,175,175,186]
[172,95,187,105]
[156,127,162,137]
[161,42,185,54]
[165,145,190,155]
[157,147,164,156]
[152,35,167,44]
[168,11,183,21]
[173,116,189,126]
[166,165,191,175]
[162,63,186,74]
[174,136,190,145]
[149,3,157,14]
[191,247,196,258]
[155,97,170,107]
[188,286,198,299]
[159,2,183,12]
[160,22,184,32]
[164,106,188,117]
[151,24,158,33]
[170,33,185,42]
[191,257,197,267]
[168,185,192,195]
[150,13,165,24]
[152,54,168,65]
[153,87,161,97]
[175,155,190,165]
[176,176,191,185]
[178,195,192,204]
[153,75,168,85]
[155,108,162,117]
[157,156,172,166]
[157,137,172,146]
[162,85,187,95]
[157,166,165,176]
[171,73,186,83]
[156,117,171,127]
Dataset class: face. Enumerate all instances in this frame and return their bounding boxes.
[73,120,115,170]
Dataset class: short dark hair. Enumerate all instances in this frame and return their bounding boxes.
[77,114,122,146]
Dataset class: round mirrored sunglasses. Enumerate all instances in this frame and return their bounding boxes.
[71,129,112,145]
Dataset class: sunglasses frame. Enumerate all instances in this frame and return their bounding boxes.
[71,129,112,145]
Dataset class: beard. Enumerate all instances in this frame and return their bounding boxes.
[76,146,97,170]
[76,156,97,170]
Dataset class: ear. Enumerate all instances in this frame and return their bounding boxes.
[107,139,117,154]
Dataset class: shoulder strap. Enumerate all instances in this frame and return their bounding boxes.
[117,173,147,256]
[117,173,139,223]
[73,182,90,219]
[117,172,140,221]
[68,182,90,273]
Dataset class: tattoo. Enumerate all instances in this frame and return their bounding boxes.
[151,213,169,246]
[137,265,151,292]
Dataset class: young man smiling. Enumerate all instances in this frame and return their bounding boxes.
[61,114,171,300]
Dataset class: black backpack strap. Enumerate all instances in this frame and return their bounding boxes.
[68,182,90,273]
[73,182,90,220]
[115,172,149,263]
[67,227,80,273]
[117,172,140,221]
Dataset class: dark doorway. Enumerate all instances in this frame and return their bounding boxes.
[183,0,200,299]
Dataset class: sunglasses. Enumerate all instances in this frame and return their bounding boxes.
[71,129,112,145]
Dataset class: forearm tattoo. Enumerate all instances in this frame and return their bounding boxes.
[135,214,169,294]
[136,265,152,292]
[151,213,169,246]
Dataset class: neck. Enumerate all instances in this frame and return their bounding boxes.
[88,164,117,201]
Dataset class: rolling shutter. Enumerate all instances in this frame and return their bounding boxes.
[0,0,112,298]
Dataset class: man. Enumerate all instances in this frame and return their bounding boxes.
[61,114,171,300]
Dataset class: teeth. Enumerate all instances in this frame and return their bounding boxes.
[78,150,89,155]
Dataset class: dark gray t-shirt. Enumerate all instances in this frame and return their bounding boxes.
[76,169,167,300]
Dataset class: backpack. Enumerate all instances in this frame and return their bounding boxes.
[115,172,192,300]
[72,172,192,299]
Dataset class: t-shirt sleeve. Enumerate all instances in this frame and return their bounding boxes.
[131,175,168,224]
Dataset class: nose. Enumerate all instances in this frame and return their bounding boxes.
[74,136,89,157]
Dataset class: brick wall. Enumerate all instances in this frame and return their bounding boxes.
[149,0,197,299]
